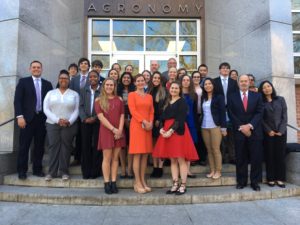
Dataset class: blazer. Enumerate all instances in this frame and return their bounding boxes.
[14,76,53,123]
[213,76,239,104]
[262,96,287,134]
[79,85,101,122]
[227,91,263,140]
[69,74,90,94]
[200,94,227,129]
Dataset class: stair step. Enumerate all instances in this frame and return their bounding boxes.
[29,164,236,175]
[4,173,239,188]
[0,184,299,206]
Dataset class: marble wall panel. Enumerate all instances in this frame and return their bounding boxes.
[0,0,19,22]
[0,20,19,77]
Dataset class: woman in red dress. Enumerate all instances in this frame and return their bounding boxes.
[153,82,199,195]
[95,78,126,194]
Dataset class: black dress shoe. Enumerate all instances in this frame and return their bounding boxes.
[18,174,27,180]
[33,171,45,177]
[236,183,245,189]
[251,183,261,191]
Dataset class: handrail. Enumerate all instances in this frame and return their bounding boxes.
[287,124,300,132]
[0,118,14,127]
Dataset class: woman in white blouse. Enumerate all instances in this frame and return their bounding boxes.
[43,70,79,181]
[200,78,227,179]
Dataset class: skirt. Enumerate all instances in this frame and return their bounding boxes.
[152,119,199,161]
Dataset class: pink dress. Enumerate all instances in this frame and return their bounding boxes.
[95,97,126,150]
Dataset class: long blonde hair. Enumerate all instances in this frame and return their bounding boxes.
[97,78,117,113]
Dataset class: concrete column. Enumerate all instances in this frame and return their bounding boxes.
[205,0,297,142]
[0,0,84,179]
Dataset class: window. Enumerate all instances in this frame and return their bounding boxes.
[292,1,300,74]
[88,18,201,76]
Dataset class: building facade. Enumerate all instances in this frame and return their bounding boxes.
[0,0,297,175]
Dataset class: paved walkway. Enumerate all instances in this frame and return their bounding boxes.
[0,197,299,225]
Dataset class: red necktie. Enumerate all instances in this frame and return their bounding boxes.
[243,92,248,111]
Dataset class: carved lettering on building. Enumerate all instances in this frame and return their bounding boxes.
[179,5,188,13]
[87,2,203,16]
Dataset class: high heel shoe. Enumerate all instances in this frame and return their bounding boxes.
[166,180,179,194]
[212,172,222,179]
[144,186,152,192]
[133,184,147,194]
[206,172,215,178]
[175,183,187,195]
[276,181,286,188]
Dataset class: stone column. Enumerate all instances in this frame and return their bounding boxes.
[205,0,297,142]
[0,0,84,180]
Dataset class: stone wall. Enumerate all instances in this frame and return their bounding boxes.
[205,0,297,143]
[0,0,84,178]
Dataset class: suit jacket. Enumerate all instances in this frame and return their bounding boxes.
[227,91,263,140]
[262,96,287,134]
[79,85,101,122]
[69,74,90,95]
[200,94,227,129]
[214,76,239,104]
[14,76,53,123]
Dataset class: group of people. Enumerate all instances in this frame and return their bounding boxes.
[13,57,288,195]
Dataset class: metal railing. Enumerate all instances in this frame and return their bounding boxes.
[0,118,14,127]
[287,124,300,132]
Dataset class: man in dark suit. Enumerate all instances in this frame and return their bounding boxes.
[228,74,263,191]
[69,57,91,166]
[214,62,239,164]
[14,60,53,179]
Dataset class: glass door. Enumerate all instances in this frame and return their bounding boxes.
[112,55,144,76]
[145,55,177,74]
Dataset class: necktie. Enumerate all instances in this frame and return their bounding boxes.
[80,76,86,89]
[243,92,248,111]
[222,78,228,104]
[35,79,41,111]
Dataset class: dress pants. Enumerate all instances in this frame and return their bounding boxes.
[202,127,222,172]
[235,138,262,185]
[81,122,103,178]
[17,113,46,175]
[74,118,82,162]
[264,134,286,181]
[46,123,77,176]
[220,123,235,163]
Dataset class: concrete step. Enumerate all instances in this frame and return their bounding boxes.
[0,184,299,206]
[29,164,237,175]
[4,173,239,189]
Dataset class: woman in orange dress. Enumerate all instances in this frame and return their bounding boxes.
[128,74,154,194]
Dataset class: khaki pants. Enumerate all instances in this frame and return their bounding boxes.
[202,127,222,172]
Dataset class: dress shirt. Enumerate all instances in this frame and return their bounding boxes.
[90,85,100,115]
[32,76,42,93]
[238,90,253,130]
[240,90,249,100]
[195,86,202,114]
[80,72,88,87]
[43,88,79,125]
[201,100,217,129]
